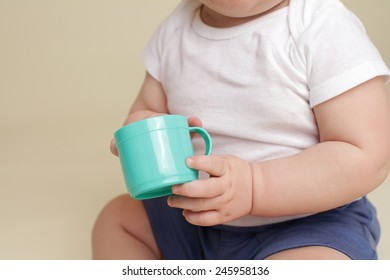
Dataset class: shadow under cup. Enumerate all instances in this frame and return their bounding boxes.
[114,115,212,200]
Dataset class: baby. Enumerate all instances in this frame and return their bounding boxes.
[93,0,390,259]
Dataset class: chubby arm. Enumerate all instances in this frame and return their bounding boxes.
[169,77,390,226]
[251,76,390,216]
[124,72,169,124]
[110,72,168,156]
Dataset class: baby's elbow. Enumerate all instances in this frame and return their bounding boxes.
[377,160,390,186]
[380,153,390,183]
[369,146,390,190]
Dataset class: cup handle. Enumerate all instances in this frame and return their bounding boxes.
[189,127,212,155]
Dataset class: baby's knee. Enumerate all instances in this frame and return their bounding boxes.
[94,194,133,225]
[92,194,148,234]
[92,194,129,235]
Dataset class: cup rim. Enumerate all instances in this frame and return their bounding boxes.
[114,114,188,144]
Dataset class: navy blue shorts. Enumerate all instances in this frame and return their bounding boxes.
[143,196,380,260]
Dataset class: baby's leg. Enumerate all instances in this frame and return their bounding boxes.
[92,194,161,259]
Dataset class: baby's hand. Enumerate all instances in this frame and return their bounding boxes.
[168,155,253,226]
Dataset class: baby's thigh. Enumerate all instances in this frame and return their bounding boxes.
[92,194,160,259]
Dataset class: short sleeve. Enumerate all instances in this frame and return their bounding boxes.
[141,0,201,82]
[141,15,172,81]
[292,0,390,108]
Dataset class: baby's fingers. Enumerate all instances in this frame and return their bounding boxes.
[182,209,225,227]
[187,116,202,128]
[171,177,224,198]
[187,116,203,139]
[110,138,119,157]
[168,195,217,213]
[186,155,228,177]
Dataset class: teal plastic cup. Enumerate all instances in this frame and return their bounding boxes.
[114,115,212,200]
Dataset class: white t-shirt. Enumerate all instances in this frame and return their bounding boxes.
[142,0,390,226]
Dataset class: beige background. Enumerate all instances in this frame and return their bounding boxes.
[0,0,389,259]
